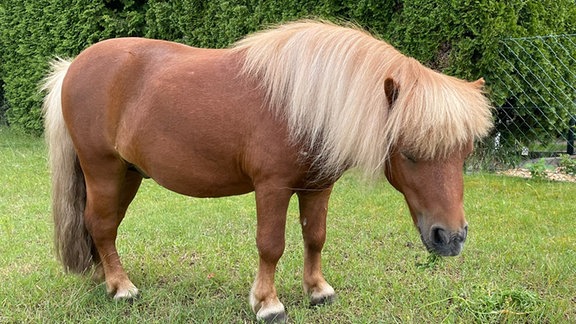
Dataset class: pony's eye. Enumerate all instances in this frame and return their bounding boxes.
[401,152,417,163]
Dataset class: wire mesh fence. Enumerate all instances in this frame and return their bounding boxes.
[484,34,576,169]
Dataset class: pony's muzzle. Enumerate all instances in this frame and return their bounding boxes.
[427,224,468,256]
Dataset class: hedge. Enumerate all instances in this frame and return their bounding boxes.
[1,0,575,140]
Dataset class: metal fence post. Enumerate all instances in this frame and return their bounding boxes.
[568,116,575,155]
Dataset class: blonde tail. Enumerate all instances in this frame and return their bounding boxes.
[41,59,95,273]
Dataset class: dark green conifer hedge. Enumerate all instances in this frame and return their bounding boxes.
[1,0,575,139]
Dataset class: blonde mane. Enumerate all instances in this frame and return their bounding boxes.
[233,20,493,179]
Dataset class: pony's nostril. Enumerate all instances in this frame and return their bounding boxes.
[431,226,449,246]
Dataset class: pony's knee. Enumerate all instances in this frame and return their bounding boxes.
[304,232,326,253]
[256,238,285,263]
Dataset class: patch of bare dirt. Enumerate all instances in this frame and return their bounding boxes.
[498,167,576,183]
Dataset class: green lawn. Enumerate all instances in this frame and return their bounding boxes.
[1,127,575,323]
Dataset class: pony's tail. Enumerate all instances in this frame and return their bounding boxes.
[41,59,95,274]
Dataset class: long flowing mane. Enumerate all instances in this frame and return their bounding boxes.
[233,20,493,179]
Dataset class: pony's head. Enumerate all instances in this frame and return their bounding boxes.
[385,141,472,256]
[383,77,491,256]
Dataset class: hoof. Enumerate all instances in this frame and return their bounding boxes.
[258,310,288,323]
[310,293,336,307]
[254,301,287,323]
[112,285,139,300]
[308,283,336,307]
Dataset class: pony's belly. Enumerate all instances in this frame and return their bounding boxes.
[149,169,254,198]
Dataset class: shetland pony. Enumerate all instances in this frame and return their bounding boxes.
[42,21,492,322]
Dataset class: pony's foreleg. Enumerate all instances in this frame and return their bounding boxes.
[250,187,292,323]
[83,162,142,299]
[297,188,336,306]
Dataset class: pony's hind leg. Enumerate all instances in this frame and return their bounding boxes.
[91,169,143,285]
[297,188,336,306]
[82,158,142,299]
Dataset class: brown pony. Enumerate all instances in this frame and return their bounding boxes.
[42,21,492,322]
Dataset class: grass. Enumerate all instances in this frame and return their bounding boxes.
[1,126,575,323]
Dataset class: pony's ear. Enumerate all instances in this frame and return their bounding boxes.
[471,77,485,89]
[384,78,399,109]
